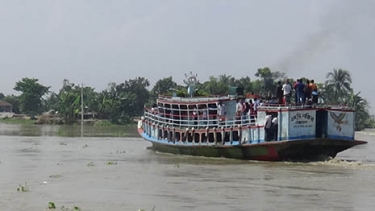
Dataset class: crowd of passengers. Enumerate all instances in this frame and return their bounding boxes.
[276,78,319,105]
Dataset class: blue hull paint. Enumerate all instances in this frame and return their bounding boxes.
[139,130,367,161]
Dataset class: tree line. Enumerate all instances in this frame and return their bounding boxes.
[0,67,374,130]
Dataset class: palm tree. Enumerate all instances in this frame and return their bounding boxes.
[234,76,252,93]
[325,69,352,104]
[346,91,370,130]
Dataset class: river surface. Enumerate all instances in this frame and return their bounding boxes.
[0,124,375,211]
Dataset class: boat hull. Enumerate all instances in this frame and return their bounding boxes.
[139,128,366,161]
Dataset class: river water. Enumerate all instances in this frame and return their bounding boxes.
[0,124,374,211]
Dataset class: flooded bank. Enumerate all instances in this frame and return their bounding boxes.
[0,125,374,211]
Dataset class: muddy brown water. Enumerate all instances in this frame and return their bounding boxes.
[1,124,375,211]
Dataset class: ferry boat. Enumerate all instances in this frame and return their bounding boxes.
[137,75,367,161]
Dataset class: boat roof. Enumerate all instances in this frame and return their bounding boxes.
[257,105,354,112]
[158,95,232,104]
[157,95,354,112]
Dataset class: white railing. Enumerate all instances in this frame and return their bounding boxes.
[257,103,353,110]
[143,109,257,128]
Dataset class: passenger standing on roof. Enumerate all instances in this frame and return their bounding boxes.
[304,80,312,102]
[282,80,292,104]
[309,79,318,92]
[310,79,319,104]
[293,79,299,104]
[275,81,283,104]
[296,78,306,104]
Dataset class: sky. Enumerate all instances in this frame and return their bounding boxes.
[1,0,374,113]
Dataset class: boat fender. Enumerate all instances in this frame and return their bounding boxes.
[221,127,225,145]
[192,127,195,144]
[183,128,189,143]
[166,126,170,141]
[213,128,217,145]
[238,126,242,145]
[205,127,209,145]
[230,126,233,144]
[172,127,176,143]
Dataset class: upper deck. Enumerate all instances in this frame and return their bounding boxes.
[146,95,354,130]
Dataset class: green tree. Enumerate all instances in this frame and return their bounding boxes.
[45,92,60,112]
[234,76,252,93]
[254,67,285,97]
[97,82,122,122]
[200,76,228,95]
[51,79,82,124]
[0,93,4,100]
[14,78,50,117]
[325,69,352,103]
[218,74,236,87]
[116,77,150,122]
[346,91,371,130]
[151,77,177,96]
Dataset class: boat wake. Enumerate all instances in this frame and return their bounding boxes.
[356,129,375,137]
[311,157,375,169]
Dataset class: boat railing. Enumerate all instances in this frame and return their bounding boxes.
[157,95,230,103]
[143,109,257,129]
[257,103,353,110]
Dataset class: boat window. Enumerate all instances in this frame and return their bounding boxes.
[180,104,188,123]
[208,103,217,119]
[165,104,171,118]
[171,104,179,120]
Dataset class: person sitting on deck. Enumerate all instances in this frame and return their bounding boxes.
[312,91,319,104]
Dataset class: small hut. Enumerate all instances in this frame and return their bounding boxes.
[0,100,12,112]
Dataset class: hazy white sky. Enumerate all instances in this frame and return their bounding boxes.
[1,0,374,113]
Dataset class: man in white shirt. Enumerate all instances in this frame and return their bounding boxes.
[217,101,226,124]
[282,80,292,104]
[264,112,273,141]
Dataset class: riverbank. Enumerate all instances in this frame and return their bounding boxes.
[0,122,138,137]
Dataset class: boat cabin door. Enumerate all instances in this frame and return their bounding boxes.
[315,109,327,138]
